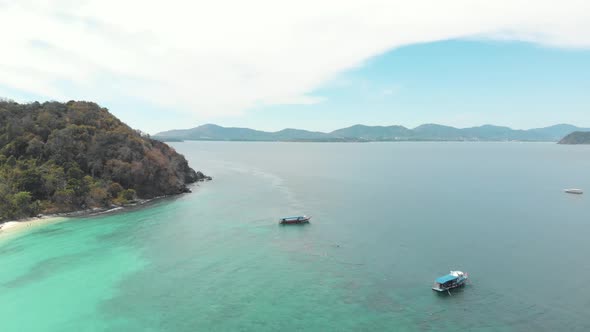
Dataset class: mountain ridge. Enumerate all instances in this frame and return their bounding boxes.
[155,123,590,142]
[558,131,590,144]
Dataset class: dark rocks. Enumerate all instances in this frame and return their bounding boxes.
[195,171,213,181]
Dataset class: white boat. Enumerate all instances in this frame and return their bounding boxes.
[564,189,583,194]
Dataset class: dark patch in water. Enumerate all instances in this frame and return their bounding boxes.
[0,243,26,256]
[29,226,69,237]
[3,253,85,288]
[95,230,129,242]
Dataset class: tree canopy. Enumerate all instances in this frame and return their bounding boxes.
[0,100,202,221]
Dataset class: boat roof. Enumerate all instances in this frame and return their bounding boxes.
[283,216,305,219]
[435,274,458,283]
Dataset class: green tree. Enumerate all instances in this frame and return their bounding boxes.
[10,191,38,218]
[6,155,16,167]
[0,99,200,220]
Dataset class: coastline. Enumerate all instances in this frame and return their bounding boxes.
[0,198,155,239]
[0,216,68,238]
[0,180,205,240]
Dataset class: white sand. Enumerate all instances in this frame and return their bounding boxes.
[0,200,154,239]
[0,216,68,238]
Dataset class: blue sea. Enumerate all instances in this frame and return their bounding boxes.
[1,142,590,331]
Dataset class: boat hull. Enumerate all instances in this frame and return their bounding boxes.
[279,217,311,225]
[432,281,467,292]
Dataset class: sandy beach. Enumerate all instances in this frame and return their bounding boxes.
[0,208,117,238]
[0,216,68,238]
[0,200,157,239]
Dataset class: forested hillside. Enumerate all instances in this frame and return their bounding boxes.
[0,100,205,221]
[558,131,590,144]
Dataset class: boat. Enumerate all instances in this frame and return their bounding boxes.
[432,271,468,293]
[564,189,583,194]
[279,216,311,225]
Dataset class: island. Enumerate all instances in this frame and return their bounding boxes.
[0,100,209,223]
[558,131,590,144]
[154,123,590,142]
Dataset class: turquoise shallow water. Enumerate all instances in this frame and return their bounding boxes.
[2,142,590,331]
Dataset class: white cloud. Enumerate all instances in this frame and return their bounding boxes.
[0,0,589,118]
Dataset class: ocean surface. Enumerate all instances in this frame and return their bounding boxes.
[2,142,590,331]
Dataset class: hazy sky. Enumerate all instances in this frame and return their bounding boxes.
[1,0,589,133]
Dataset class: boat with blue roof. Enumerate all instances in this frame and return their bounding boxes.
[279,215,311,225]
[432,271,468,293]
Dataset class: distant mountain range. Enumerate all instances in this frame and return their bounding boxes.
[154,123,590,142]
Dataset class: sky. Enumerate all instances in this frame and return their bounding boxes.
[0,0,589,133]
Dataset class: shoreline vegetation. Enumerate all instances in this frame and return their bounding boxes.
[0,187,213,238]
[0,99,210,224]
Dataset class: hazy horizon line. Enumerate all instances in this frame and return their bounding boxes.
[156,122,588,135]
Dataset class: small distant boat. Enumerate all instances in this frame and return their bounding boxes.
[279,216,311,225]
[564,189,583,195]
[432,271,468,293]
